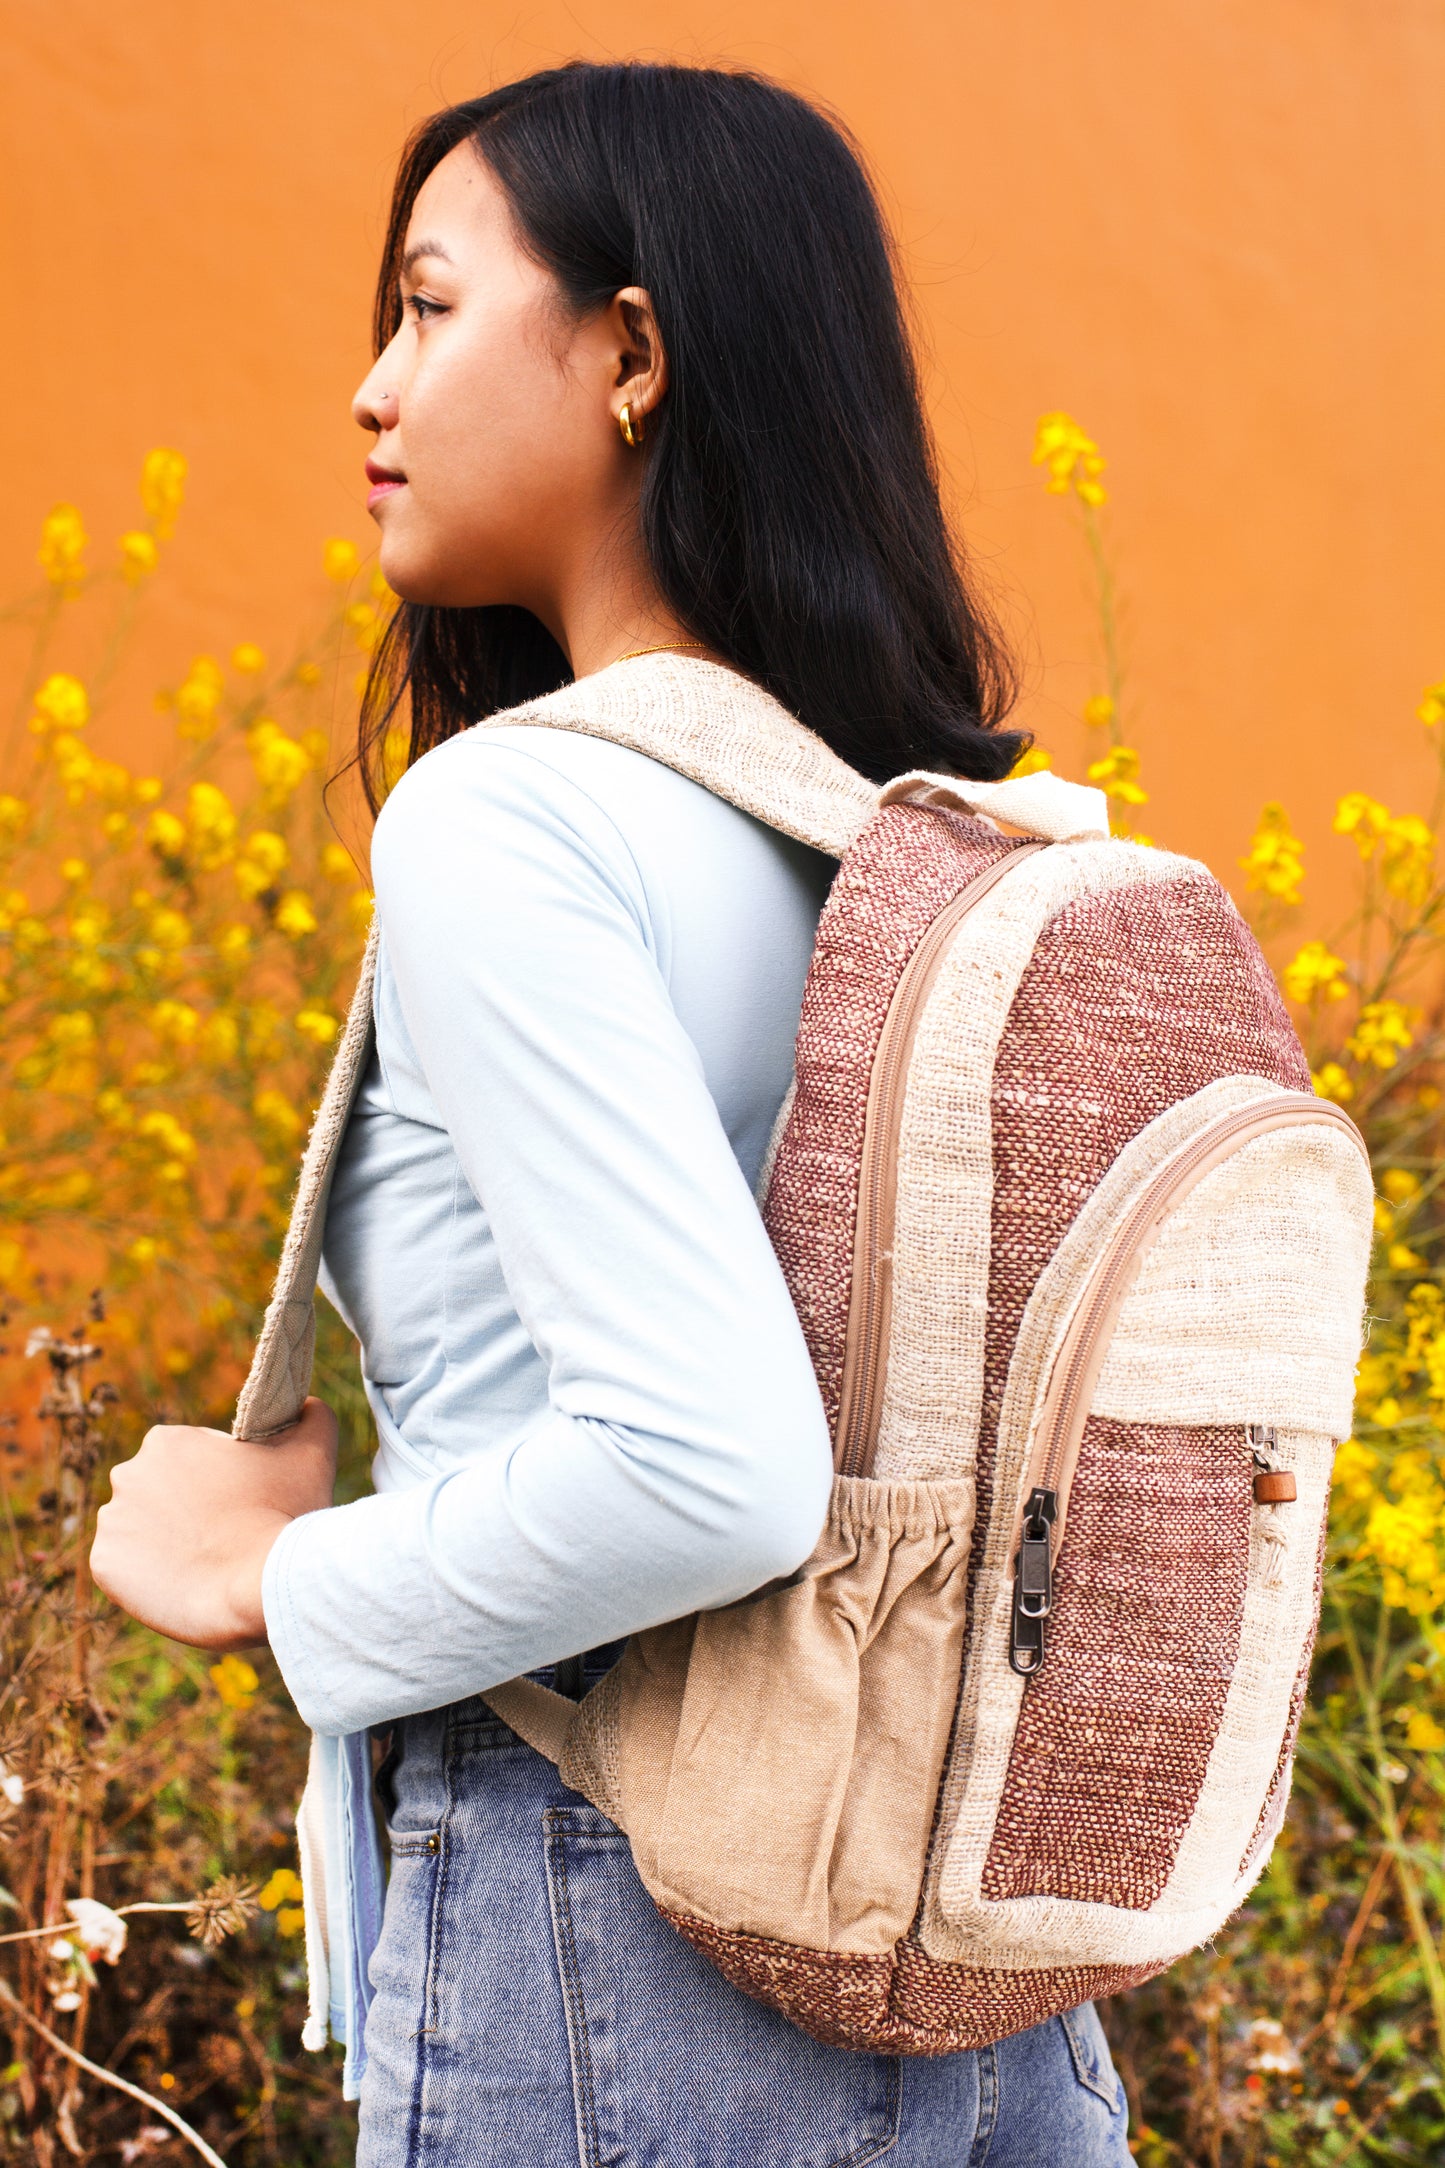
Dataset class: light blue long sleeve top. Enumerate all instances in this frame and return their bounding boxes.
[261,708,836,1739]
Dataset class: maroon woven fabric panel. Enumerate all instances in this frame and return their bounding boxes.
[666,1908,1160,2054]
[982,1418,1252,1907]
[762,804,1013,1429]
[973,874,1310,1571]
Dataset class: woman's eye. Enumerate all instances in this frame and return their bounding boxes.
[405,294,446,322]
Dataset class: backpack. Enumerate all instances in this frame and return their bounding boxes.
[238,662,1373,2056]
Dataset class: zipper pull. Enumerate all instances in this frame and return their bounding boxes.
[1010,1487,1058,1676]
[1247,1423,1296,1503]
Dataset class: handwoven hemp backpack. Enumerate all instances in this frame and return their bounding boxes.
[235,661,1374,2056]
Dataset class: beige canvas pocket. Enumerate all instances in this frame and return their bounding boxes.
[584,1473,975,1955]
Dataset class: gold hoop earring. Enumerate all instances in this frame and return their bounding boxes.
[618,401,644,449]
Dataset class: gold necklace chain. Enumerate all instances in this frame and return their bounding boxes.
[611,640,711,666]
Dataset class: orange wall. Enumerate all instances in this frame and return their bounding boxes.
[4,0,1442,902]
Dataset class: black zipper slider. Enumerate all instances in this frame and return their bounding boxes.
[1010,1486,1058,1676]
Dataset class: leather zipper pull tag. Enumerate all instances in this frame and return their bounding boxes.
[1247,1423,1295,1503]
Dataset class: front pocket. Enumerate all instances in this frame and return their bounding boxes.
[545,1802,901,2168]
[981,1418,1325,1912]
[619,1473,974,1954]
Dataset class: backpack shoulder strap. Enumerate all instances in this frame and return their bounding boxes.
[481,655,1108,850]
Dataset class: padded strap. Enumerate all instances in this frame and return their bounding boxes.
[232,925,379,1440]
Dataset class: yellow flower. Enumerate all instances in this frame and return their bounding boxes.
[1388,1243,1428,1272]
[253,1087,303,1140]
[1009,745,1053,778]
[149,999,200,1046]
[216,923,252,964]
[48,1011,97,1051]
[1031,412,1107,506]
[127,1236,158,1267]
[30,673,90,736]
[235,830,289,900]
[1282,940,1348,1005]
[146,808,187,865]
[295,1007,339,1045]
[59,857,88,887]
[259,1867,303,1911]
[346,890,375,936]
[274,889,318,940]
[1085,744,1148,806]
[1240,802,1304,904]
[1379,814,1436,908]
[147,906,191,953]
[344,600,380,652]
[175,655,225,742]
[200,1012,239,1065]
[186,780,238,869]
[247,718,310,807]
[381,725,409,793]
[1382,1169,1421,1204]
[135,776,162,803]
[1334,1438,1379,1505]
[231,641,266,674]
[38,503,87,589]
[1333,792,1390,857]
[1082,695,1115,730]
[1346,999,1416,1070]
[323,536,361,583]
[1418,677,1445,729]
[1403,1707,1445,1752]
[137,1110,196,1164]
[0,795,26,842]
[119,531,158,582]
[277,1906,306,1939]
[1312,1061,1354,1103]
[321,842,359,885]
[139,447,187,538]
[208,1654,259,1711]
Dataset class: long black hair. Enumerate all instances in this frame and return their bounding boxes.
[357,62,1023,807]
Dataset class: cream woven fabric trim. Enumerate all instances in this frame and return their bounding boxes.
[919,1075,1367,1969]
[233,924,378,1440]
[1092,1125,1373,1437]
[871,841,1201,1483]
[481,654,879,856]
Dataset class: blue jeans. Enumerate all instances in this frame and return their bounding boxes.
[357,1671,1132,2167]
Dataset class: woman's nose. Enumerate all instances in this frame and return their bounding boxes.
[352,367,399,435]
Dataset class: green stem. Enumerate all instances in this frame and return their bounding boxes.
[1081,503,1124,746]
[1338,1605,1445,2066]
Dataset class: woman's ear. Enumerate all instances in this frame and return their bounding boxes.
[610,286,669,433]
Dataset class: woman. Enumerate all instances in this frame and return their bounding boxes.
[92,61,1132,2165]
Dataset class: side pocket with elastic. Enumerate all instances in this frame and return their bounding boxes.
[613,1473,976,1954]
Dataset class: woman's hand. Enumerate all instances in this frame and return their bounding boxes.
[91,1397,338,1652]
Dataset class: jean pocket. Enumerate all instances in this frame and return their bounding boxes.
[543,1803,901,2168]
[1059,2003,1127,2114]
[367,1823,444,2012]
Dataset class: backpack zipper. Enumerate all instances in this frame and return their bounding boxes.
[1007,1092,1369,1675]
[833,842,1049,1479]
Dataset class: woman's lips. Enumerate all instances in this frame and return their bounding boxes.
[365,461,406,510]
